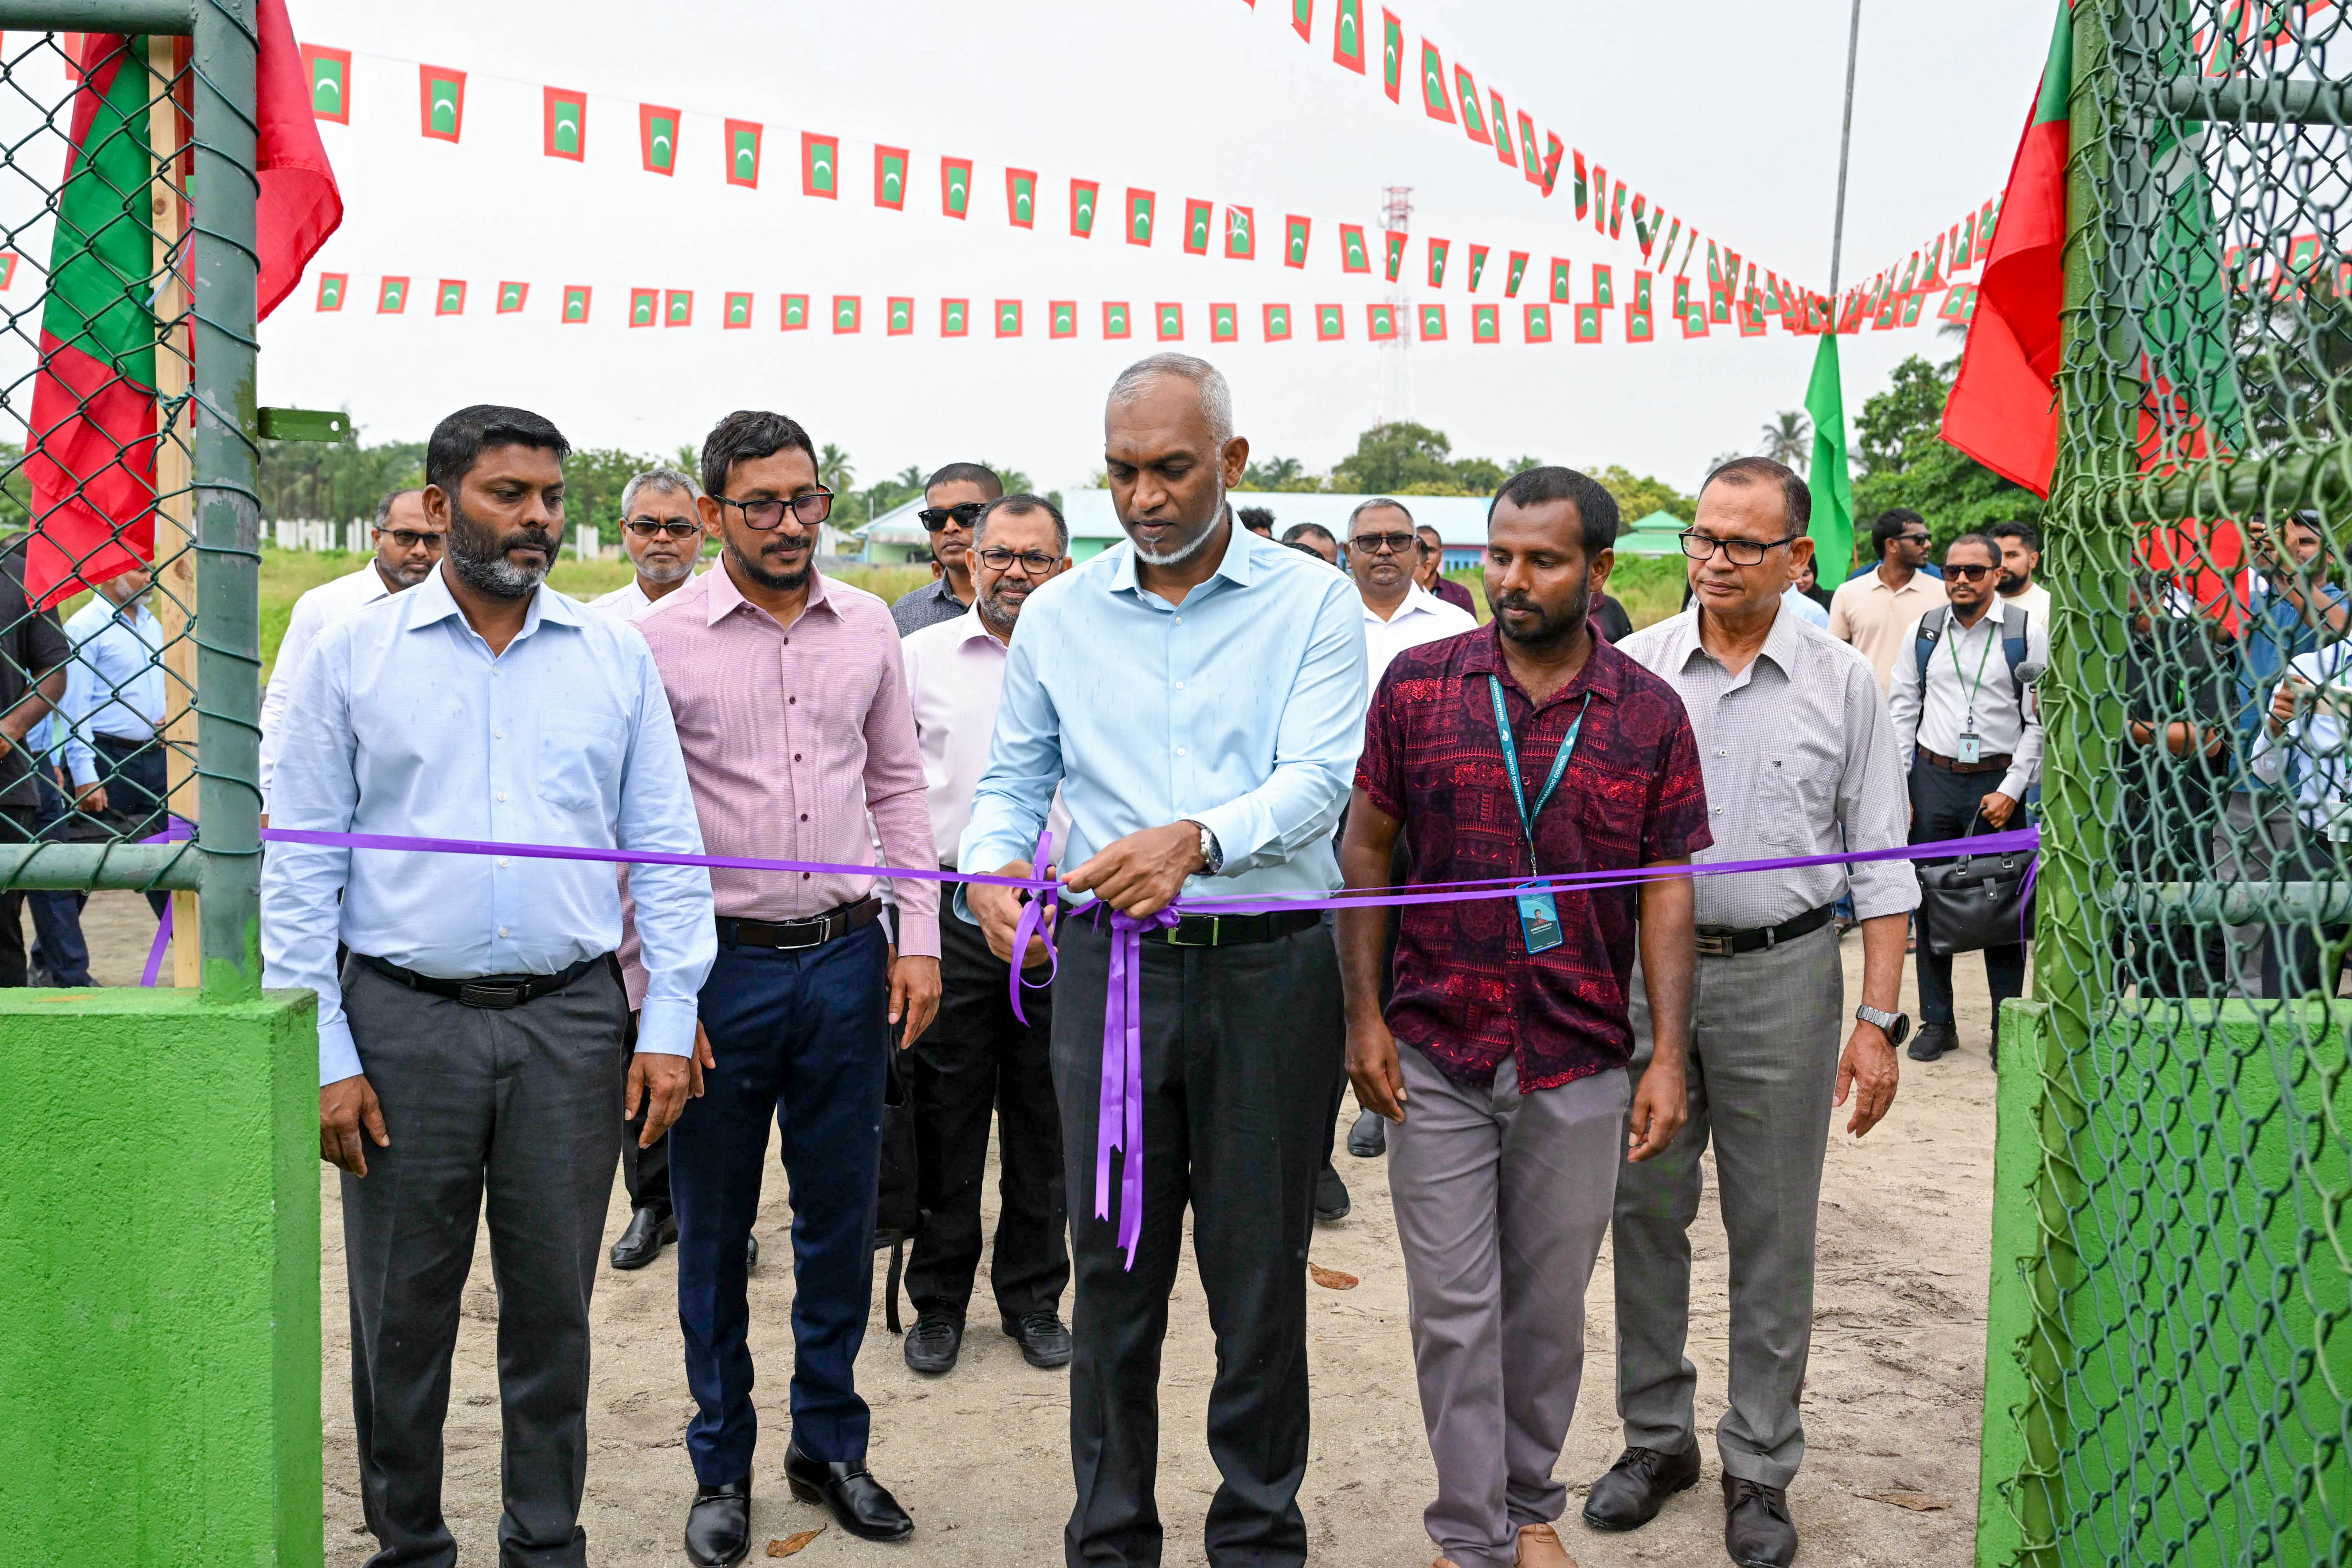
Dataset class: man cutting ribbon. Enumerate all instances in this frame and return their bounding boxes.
[962,353,1367,1568]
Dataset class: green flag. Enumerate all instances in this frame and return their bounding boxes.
[1803,334,1854,576]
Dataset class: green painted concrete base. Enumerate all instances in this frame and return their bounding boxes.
[1977,999,2049,1568]
[0,988,321,1567]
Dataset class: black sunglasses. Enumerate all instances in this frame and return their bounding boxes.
[919,502,987,532]
[713,489,833,530]
[1348,531,1418,556]
[625,517,702,540]
[377,528,445,550]
[1944,562,1996,581]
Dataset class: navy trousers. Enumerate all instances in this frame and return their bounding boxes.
[671,923,890,1486]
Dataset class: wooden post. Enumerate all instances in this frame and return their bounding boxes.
[148,37,198,987]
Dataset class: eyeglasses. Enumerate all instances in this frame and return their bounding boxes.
[625,517,702,540]
[919,502,987,532]
[1944,563,1996,581]
[1897,531,1932,546]
[1679,529,1805,566]
[1348,531,1418,556]
[713,489,833,530]
[976,546,1060,574]
[376,529,446,550]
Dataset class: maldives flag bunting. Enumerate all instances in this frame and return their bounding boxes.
[1292,0,1313,42]
[496,281,527,313]
[1184,198,1213,255]
[1285,215,1311,267]
[1419,303,1446,341]
[1633,271,1651,312]
[941,298,967,336]
[1453,66,1490,143]
[543,87,585,159]
[889,296,914,335]
[1318,304,1345,340]
[316,272,345,310]
[1367,303,1398,340]
[801,132,838,197]
[833,295,858,333]
[942,157,973,218]
[1156,302,1184,340]
[304,43,351,123]
[1542,132,1564,197]
[562,286,590,323]
[1525,302,1552,342]
[1592,265,1613,308]
[996,299,1021,337]
[1384,229,1405,281]
[379,277,409,313]
[1427,238,1448,288]
[1381,10,1404,101]
[1128,188,1155,244]
[1051,300,1077,338]
[419,63,464,141]
[1265,303,1293,340]
[628,287,656,325]
[1592,166,1608,231]
[1505,251,1528,297]
[1341,223,1370,273]
[782,294,808,330]
[1071,179,1099,237]
[1007,169,1037,227]
[1473,303,1499,342]
[1517,112,1542,186]
[1610,182,1628,238]
[1102,301,1130,338]
[1469,244,1488,291]
[1226,205,1256,259]
[1488,92,1516,167]
[726,291,754,328]
[1333,0,1365,71]
[639,103,680,175]
[1626,306,1654,343]
[1212,303,1239,343]
[1420,41,1454,121]
[1548,258,1571,303]
[666,289,693,326]
[725,120,760,187]
[874,146,908,209]
[1572,151,1588,217]
[1574,304,1602,343]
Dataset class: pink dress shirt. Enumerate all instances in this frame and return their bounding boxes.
[624,562,939,996]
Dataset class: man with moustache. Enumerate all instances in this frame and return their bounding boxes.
[898,494,1076,1376]
[892,463,1002,635]
[592,467,705,620]
[259,487,444,811]
[1339,466,1708,1568]
[629,409,940,1563]
[964,354,1366,1568]
[1599,459,1913,1568]
[263,404,716,1568]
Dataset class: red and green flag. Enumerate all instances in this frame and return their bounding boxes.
[1156,302,1184,340]
[543,86,586,159]
[725,119,760,187]
[1007,169,1037,227]
[782,294,809,330]
[1453,65,1490,143]
[1609,183,1628,238]
[1592,264,1613,308]
[1524,303,1552,342]
[1427,237,1448,288]
[942,157,973,218]
[833,295,859,333]
[1572,151,1588,217]
[1341,223,1370,273]
[874,145,909,209]
[1466,244,1488,291]
[1226,204,1255,259]
[1548,258,1571,303]
[562,286,591,323]
[1127,188,1155,245]
[1472,303,1499,342]
[1285,215,1311,267]
[1292,0,1314,41]
[1625,306,1654,343]
[1517,111,1542,186]
[1381,9,1404,100]
[1682,298,1709,337]
[1103,302,1131,338]
[1367,303,1398,340]
[1573,304,1602,343]
[996,299,1022,337]
[316,273,345,310]
[1071,180,1099,237]
[725,291,754,328]
[1051,300,1077,338]
[1542,133,1565,197]
[1318,303,1345,340]
[888,296,914,335]
[801,132,838,197]
[1265,303,1294,340]
[303,43,350,123]
[1333,0,1365,71]
[666,289,693,326]
[941,298,968,336]
[1184,198,1213,255]
[639,103,679,175]
[419,63,464,141]
[1505,250,1528,297]
[1488,91,1517,168]
[1384,229,1405,281]
[1212,303,1239,343]
[496,281,527,314]
[1418,303,1446,341]
[1420,40,1454,121]
[629,287,657,325]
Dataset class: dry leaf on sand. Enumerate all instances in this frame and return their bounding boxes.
[1309,1263,1359,1290]
[767,1525,827,1556]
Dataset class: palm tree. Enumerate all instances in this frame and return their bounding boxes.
[818,443,857,497]
[1759,410,1811,471]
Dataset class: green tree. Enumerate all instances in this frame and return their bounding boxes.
[1760,410,1811,470]
[1329,422,1466,493]
[819,443,857,498]
[1592,465,1697,524]
[564,447,666,540]
[1243,455,1305,489]
[1848,353,2037,558]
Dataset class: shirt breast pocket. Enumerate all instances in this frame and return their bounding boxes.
[1756,753,1834,850]
[538,707,627,816]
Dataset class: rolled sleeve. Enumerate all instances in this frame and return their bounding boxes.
[1839,662,1922,920]
[611,642,716,1056]
[256,628,364,1085]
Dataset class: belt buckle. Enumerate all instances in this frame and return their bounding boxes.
[1163,915,1220,948]
[766,919,829,952]
[1692,931,1734,959]
[456,980,529,1010]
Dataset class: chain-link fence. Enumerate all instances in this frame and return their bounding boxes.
[2010,0,2352,1562]
[0,3,261,995]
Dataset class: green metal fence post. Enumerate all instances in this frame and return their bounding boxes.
[187,0,262,998]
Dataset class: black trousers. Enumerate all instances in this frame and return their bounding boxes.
[1909,762,2029,1033]
[1051,915,1343,1568]
[92,733,169,918]
[0,804,32,987]
[616,1005,670,1214]
[906,907,1067,1321]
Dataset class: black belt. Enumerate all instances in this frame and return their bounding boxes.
[718,894,884,951]
[355,952,605,1010]
[1692,903,1835,959]
[1920,745,2013,776]
[1098,906,1322,948]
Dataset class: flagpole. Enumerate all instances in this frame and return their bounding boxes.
[1827,0,1864,298]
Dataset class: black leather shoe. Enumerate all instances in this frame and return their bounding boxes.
[1347,1108,1388,1158]
[1908,1022,1959,1062]
[683,1477,751,1567]
[1580,1442,1701,1532]
[902,1311,962,1375]
[1002,1310,1073,1369]
[610,1206,676,1270]
[1314,1164,1351,1224]
[784,1440,914,1542]
[1722,1474,1798,1568]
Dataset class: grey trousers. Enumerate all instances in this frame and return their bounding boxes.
[340,957,628,1568]
[1615,921,1843,1490]
[1389,1047,1628,1568]
[2211,791,2303,998]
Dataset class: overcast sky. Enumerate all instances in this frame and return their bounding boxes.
[74,1,2062,495]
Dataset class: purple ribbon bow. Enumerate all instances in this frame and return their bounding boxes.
[1007,829,1059,1026]
[1098,905,1179,1269]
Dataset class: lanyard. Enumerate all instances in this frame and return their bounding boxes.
[1488,675,1592,873]
[1946,608,1998,730]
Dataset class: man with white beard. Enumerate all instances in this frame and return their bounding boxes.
[592,467,705,620]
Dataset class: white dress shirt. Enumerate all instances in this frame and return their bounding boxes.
[59,595,165,786]
[590,567,699,620]
[259,562,394,803]
[1888,601,2050,802]
[1360,580,1479,687]
[2251,642,2352,834]
[261,568,716,1086]
[1620,602,1918,929]
[901,604,1072,863]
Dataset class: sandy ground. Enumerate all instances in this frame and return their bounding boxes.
[51,895,1999,1566]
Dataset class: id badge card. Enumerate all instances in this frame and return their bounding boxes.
[1955,732,1983,764]
[1516,883,1565,955]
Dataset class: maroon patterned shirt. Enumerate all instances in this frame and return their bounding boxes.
[1356,625,1712,1090]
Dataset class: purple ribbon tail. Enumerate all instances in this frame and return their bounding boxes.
[139,898,173,988]
[1008,829,1059,1027]
[1099,906,1177,1270]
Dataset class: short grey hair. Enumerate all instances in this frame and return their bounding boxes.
[976,492,1070,555]
[372,487,422,529]
[1107,353,1234,444]
[620,466,702,517]
[1347,496,1414,535]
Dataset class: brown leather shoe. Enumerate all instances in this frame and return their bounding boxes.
[1721,1474,1798,1568]
[1516,1520,1580,1567]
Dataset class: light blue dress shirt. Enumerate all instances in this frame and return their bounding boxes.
[960,524,1368,906]
[59,594,165,784]
[1783,585,1831,629]
[261,568,716,1086]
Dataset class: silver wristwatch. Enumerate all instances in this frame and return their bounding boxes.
[1189,820,1224,875]
[1854,1003,1910,1046]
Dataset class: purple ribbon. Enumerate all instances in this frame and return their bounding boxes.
[1098,905,1177,1268]
[1007,829,1059,1027]
[140,897,172,987]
